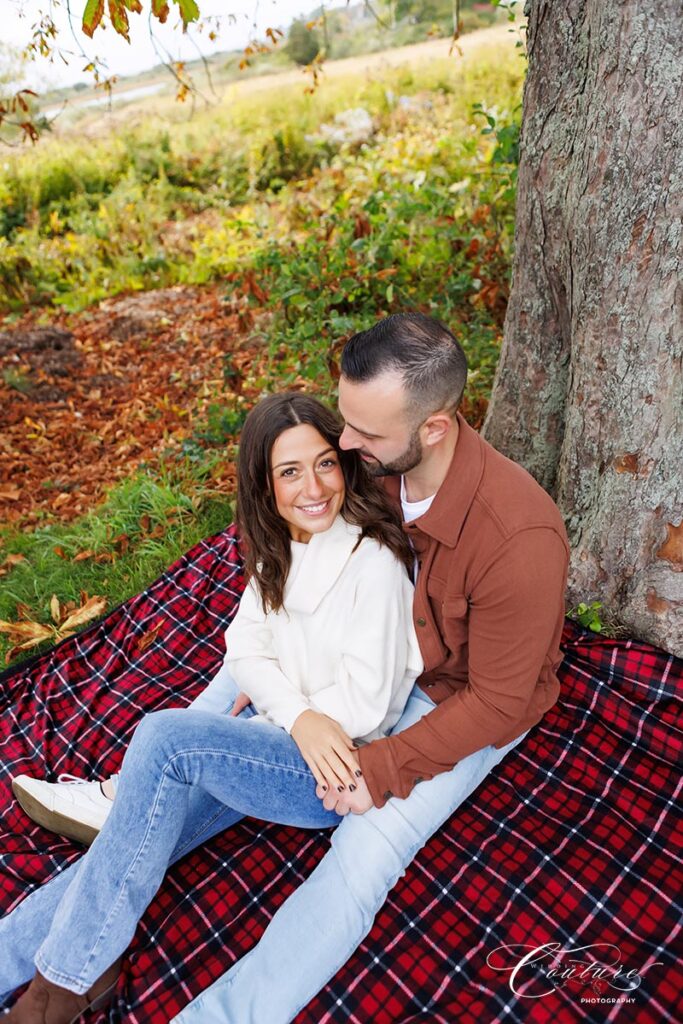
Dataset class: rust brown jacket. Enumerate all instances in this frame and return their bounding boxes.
[358,413,569,808]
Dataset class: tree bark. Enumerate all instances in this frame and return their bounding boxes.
[483,0,683,655]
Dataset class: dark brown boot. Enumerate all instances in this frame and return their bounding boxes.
[7,958,121,1024]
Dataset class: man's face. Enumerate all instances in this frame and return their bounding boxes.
[337,372,424,476]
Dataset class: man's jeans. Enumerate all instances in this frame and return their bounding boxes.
[0,671,527,1022]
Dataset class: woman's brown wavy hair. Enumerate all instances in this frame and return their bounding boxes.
[236,392,413,613]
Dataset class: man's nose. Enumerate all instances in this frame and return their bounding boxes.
[339,425,357,450]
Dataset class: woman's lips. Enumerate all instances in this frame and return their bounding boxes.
[297,500,331,516]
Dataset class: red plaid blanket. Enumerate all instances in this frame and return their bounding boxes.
[1,524,680,1023]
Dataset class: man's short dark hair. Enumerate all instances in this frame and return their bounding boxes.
[340,313,468,422]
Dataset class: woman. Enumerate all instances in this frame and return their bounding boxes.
[1,393,423,1023]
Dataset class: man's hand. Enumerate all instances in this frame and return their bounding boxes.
[315,775,374,815]
[291,709,360,793]
[229,692,252,717]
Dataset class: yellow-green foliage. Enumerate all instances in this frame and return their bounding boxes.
[0,42,524,312]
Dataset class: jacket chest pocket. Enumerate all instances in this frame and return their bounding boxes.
[442,595,469,650]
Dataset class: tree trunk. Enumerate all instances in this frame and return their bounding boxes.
[482,0,683,655]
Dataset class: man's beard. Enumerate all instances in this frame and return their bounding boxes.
[361,428,423,477]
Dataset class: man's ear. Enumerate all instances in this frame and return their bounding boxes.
[422,412,452,447]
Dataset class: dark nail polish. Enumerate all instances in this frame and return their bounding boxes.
[355,769,362,778]
[337,785,344,792]
[349,784,356,792]
[322,785,327,791]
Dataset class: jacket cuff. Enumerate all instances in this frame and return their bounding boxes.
[358,737,413,809]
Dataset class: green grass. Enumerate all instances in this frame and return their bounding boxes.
[0,472,234,667]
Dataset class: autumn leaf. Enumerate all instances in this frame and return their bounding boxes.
[53,546,68,559]
[0,485,21,501]
[82,0,105,38]
[60,595,108,632]
[151,0,170,22]
[73,550,96,562]
[137,625,162,652]
[0,554,27,577]
[0,619,55,645]
[50,594,61,624]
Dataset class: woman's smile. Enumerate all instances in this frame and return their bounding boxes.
[297,500,332,515]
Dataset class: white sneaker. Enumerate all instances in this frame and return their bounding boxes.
[11,773,114,846]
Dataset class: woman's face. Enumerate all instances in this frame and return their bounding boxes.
[270,423,346,543]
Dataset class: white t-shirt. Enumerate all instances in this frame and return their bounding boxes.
[400,475,436,582]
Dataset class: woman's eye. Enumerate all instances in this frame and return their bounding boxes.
[319,459,337,469]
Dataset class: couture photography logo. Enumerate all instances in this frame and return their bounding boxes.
[486,942,663,1005]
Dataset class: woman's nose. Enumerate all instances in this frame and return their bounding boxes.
[302,471,325,498]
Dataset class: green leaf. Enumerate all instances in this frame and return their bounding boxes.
[385,283,394,303]
[82,0,105,38]
[175,0,200,29]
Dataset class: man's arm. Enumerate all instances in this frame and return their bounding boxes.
[358,527,569,807]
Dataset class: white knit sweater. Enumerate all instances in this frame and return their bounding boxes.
[224,515,423,743]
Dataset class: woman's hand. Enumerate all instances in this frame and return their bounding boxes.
[290,709,361,793]
[229,692,253,717]
[315,778,374,815]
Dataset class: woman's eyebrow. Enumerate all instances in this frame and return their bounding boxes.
[272,447,336,470]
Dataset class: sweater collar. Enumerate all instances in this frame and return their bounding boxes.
[383,412,485,549]
[284,515,363,614]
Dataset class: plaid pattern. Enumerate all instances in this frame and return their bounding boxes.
[1,524,681,1023]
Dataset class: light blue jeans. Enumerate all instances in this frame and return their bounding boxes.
[1,670,528,1023]
[171,695,528,1024]
[0,669,339,1001]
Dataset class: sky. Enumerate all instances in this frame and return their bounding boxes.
[3,0,321,87]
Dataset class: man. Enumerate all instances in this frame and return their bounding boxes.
[171,312,569,1022]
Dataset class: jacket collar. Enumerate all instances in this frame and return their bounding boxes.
[383,413,485,549]
[285,515,363,614]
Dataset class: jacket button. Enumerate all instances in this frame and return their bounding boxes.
[383,791,393,801]
[417,617,426,627]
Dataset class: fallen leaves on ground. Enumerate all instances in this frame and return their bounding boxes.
[0,592,108,663]
[0,283,264,530]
